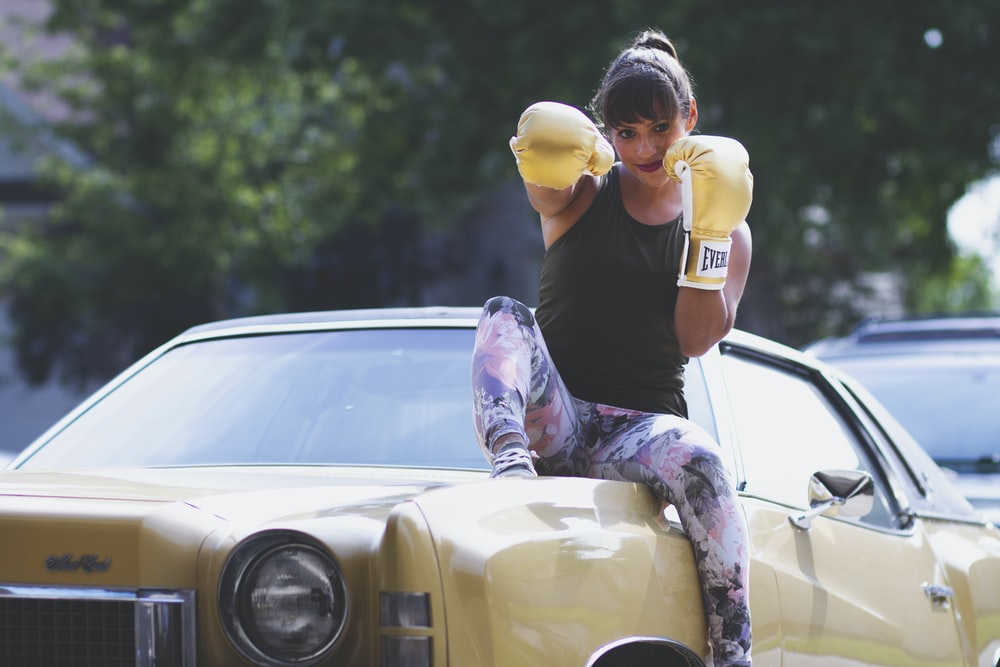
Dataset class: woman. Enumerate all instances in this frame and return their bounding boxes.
[471,30,753,666]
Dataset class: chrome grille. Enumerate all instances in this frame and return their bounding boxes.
[0,586,196,667]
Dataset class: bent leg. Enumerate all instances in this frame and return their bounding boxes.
[582,409,752,667]
[471,297,580,474]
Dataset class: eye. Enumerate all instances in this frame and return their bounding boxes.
[615,128,635,140]
[654,121,673,133]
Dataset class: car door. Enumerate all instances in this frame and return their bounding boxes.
[717,345,967,667]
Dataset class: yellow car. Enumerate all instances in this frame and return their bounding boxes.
[2,307,998,667]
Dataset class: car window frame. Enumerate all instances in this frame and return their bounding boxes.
[824,367,984,523]
[713,340,914,533]
[687,347,747,491]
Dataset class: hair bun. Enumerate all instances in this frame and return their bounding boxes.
[633,29,678,60]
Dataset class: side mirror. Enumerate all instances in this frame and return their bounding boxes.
[789,469,874,530]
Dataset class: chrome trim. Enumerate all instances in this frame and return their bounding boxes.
[915,509,997,527]
[181,317,482,346]
[922,582,954,610]
[136,589,197,667]
[789,470,875,531]
[0,584,196,667]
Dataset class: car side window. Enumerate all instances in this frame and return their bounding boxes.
[720,350,897,529]
[683,358,718,444]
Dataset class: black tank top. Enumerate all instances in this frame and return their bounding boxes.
[535,165,688,416]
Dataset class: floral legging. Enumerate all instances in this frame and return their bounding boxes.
[471,297,752,667]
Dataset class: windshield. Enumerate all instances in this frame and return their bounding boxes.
[18,328,488,470]
[833,354,1000,471]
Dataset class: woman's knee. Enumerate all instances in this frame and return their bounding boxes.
[680,441,735,496]
[481,296,535,328]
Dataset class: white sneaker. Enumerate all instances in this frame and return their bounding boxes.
[490,443,537,478]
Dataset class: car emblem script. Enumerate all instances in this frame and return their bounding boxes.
[45,553,112,573]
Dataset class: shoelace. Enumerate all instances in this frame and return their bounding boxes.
[490,446,536,478]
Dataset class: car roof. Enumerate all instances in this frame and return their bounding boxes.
[178,306,804,361]
[179,306,484,339]
[805,314,1000,359]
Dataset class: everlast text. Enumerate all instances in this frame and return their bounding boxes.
[701,248,729,271]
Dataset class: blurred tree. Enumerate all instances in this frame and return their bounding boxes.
[911,254,996,313]
[680,2,1000,342]
[0,0,998,386]
[0,0,377,383]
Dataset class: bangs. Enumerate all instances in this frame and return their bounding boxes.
[600,68,681,129]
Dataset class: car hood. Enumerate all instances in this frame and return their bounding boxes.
[0,464,711,667]
[0,465,485,586]
[0,465,481,509]
[944,471,1000,524]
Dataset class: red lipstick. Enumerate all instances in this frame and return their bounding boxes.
[637,161,662,173]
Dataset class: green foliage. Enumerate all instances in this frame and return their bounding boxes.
[677,2,1000,343]
[1,0,375,384]
[1,0,999,385]
[907,253,996,314]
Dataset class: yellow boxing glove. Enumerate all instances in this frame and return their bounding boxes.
[663,135,753,290]
[509,101,615,190]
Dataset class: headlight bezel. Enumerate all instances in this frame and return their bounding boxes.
[219,530,349,666]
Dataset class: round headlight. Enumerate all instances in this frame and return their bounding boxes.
[220,533,349,666]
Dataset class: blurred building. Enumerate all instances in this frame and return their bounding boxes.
[0,1,89,455]
[0,118,88,454]
[0,100,88,456]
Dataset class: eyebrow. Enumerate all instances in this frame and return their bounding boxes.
[613,117,670,130]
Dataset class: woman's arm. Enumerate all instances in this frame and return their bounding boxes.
[527,176,600,249]
[509,102,612,249]
[674,221,752,357]
[524,179,580,217]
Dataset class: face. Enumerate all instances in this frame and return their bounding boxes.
[610,99,698,186]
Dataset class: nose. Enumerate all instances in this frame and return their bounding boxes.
[636,133,659,159]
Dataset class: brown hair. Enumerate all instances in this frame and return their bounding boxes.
[590,29,694,131]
